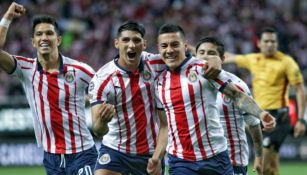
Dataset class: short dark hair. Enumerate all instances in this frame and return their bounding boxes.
[195,37,225,57]
[117,21,145,38]
[158,24,185,39]
[258,27,277,38]
[32,15,60,36]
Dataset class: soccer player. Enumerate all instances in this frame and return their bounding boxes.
[150,24,275,175]
[89,21,222,175]
[195,36,263,175]
[0,2,99,175]
[224,27,306,175]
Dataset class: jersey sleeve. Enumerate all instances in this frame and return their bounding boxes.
[285,56,304,85]
[88,69,113,106]
[11,55,35,80]
[77,62,95,87]
[144,51,167,79]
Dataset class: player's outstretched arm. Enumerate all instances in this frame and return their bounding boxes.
[147,110,168,175]
[0,2,26,73]
[91,102,115,138]
[222,83,276,132]
[223,52,237,64]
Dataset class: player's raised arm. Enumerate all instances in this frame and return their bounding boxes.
[0,2,26,73]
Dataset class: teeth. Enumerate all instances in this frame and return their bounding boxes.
[40,43,50,47]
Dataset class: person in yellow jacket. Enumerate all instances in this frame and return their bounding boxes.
[225,27,306,175]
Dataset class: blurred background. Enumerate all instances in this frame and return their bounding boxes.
[0,0,307,174]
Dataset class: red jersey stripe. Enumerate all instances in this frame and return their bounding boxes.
[47,74,66,153]
[170,73,196,160]
[129,73,149,154]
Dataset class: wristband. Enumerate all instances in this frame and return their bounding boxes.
[297,118,306,125]
[0,18,11,28]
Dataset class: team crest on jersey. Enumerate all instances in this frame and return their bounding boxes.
[98,153,111,165]
[188,71,198,83]
[142,70,152,81]
[65,71,75,83]
[223,95,232,104]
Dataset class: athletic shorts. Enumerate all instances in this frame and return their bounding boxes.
[95,144,165,175]
[43,146,98,175]
[233,165,248,175]
[262,107,291,152]
[168,151,233,175]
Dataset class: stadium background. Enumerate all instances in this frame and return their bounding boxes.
[0,0,307,174]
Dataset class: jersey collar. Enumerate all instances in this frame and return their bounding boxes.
[113,54,144,74]
[37,54,64,74]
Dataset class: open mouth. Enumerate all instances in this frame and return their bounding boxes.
[127,52,136,58]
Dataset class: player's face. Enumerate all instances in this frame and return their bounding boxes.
[31,23,61,57]
[258,32,278,57]
[115,30,146,71]
[158,32,187,71]
[196,42,224,62]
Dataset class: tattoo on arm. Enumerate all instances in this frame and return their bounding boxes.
[223,83,263,118]
[248,124,263,157]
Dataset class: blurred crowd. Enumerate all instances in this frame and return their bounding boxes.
[0,0,307,106]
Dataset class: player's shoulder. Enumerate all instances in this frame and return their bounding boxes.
[276,51,296,62]
[224,71,250,92]
[62,55,94,71]
[14,55,35,63]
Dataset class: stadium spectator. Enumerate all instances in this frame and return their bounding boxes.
[150,24,275,175]
[224,27,306,175]
[195,36,263,175]
[0,2,100,175]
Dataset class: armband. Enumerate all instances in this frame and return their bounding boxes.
[0,18,11,28]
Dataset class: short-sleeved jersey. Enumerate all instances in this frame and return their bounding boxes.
[235,51,303,110]
[216,71,260,166]
[11,54,95,154]
[155,56,230,161]
[89,51,165,156]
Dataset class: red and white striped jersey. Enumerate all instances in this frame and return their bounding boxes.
[216,71,260,166]
[155,56,230,161]
[11,54,95,154]
[88,51,165,155]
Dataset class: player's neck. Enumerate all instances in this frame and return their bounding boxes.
[38,51,60,73]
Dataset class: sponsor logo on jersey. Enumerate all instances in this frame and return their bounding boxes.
[98,153,111,165]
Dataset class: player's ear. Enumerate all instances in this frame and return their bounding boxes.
[31,37,36,47]
[143,39,147,50]
[114,39,119,49]
[57,36,62,46]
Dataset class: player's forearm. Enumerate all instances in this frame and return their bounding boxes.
[248,124,263,157]
[152,125,168,160]
[0,13,13,49]
[92,121,109,138]
[223,84,263,118]
[295,83,306,121]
